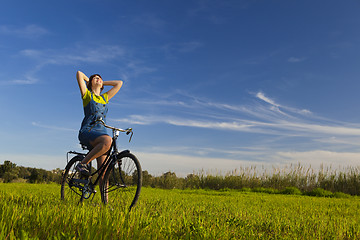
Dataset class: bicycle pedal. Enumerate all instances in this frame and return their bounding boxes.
[80,174,89,179]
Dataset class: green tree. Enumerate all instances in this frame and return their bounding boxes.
[158,171,180,189]
[0,160,17,177]
[141,170,153,187]
[0,161,19,182]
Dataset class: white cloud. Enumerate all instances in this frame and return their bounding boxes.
[111,91,360,172]
[314,136,360,147]
[278,122,360,136]
[299,109,312,115]
[2,149,359,176]
[161,41,203,59]
[254,91,311,116]
[114,111,360,138]
[113,115,158,125]
[76,45,126,64]
[126,61,158,77]
[178,41,203,52]
[11,44,128,85]
[256,91,279,106]
[274,150,360,167]
[136,151,265,176]
[16,44,156,86]
[0,76,39,85]
[32,122,77,132]
[166,118,253,130]
[288,57,306,63]
[20,49,43,57]
[129,149,360,176]
[20,45,126,65]
[132,14,166,30]
[0,24,48,38]
[114,115,258,132]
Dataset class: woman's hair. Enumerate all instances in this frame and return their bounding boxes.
[88,74,104,92]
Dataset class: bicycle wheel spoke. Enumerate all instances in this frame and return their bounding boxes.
[102,153,142,211]
[61,156,87,204]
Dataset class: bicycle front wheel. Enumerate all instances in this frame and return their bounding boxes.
[102,152,142,211]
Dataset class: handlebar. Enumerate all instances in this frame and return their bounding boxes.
[89,117,134,142]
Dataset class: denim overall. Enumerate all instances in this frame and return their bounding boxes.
[78,92,109,150]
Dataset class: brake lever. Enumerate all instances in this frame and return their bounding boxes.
[129,132,133,143]
[126,128,132,135]
[125,128,133,142]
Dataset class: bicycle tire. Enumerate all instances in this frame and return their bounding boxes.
[101,151,142,211]
[60,155,87,204]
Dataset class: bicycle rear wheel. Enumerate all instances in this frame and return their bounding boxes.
[61,155,88,204]
[101,151,142,211]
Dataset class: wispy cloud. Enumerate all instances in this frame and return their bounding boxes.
[314,136,360,147]
[7,44,128,86]
[0,76,39,85]
[136,151,264,176]
[274,150,360,167]
[187,1,231,25]
[0,24,49,39]
[254,91,312,116]
[132,14,167,31]
[32,122,77,132]
[3,149,358,174]
[177,41,203,52]
[288,57,306,63]
[17,43,158,86]
[20,44,126,65]
[137,149,360,175]
[115,113,360,137]
[125,60,158,78]
[161,41,203,59]
[256,91,279,106]
[115,90,360,139]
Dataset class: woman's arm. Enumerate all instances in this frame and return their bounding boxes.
[76,71,89,97]
[103,80,123,100]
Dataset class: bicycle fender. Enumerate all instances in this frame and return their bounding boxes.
[114,150,130,160]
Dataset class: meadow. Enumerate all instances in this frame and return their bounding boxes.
[1,183,360,239]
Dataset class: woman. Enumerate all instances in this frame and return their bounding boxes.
[76,71,123,179]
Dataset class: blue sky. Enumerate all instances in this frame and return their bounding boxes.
[1,0,360,175]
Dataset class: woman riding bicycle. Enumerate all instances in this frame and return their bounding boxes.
[75,71,123,183]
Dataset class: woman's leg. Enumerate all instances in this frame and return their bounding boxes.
[79,135,111,202]
[80,135,112,165]
[97,155,109,203]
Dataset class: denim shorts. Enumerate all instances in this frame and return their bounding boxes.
[78,129,109,150]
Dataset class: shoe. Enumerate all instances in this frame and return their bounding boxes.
[75,163,90,176]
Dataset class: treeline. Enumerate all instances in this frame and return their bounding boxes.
[0,161,61,183]
[1,160,360,196]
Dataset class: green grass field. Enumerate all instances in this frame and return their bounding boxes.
[1,183,360,239]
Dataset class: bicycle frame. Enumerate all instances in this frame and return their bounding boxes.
[67,118,133,192]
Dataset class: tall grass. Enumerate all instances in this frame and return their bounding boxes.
[1,183,360,239]
[2,162,360,195]
[151,164,360,195]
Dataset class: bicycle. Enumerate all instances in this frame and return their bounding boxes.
[60,117,142,211]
